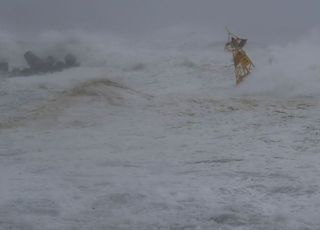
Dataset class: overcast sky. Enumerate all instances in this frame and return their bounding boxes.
[0,0,319,43]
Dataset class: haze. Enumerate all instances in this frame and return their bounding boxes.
[0,0,319,43]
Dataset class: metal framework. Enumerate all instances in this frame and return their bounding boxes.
[225,28,254,85]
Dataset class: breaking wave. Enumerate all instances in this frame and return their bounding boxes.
[237,29,320,98]
[1,26,320,125]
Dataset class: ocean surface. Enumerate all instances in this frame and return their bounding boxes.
[1,30,320,229]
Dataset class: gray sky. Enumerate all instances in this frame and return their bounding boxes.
[0,0,319,43]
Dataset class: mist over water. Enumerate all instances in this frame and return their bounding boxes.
[239,29,320,98]
[1,26,320,98]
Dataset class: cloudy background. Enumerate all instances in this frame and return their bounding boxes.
[0,0,319,43]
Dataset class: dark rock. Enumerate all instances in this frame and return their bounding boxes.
[8,51,79,77]
[24,51,46,73]
[64,54,78,67]
[45,56,57,66]
[0,61,9,73]
[44,56,60,72]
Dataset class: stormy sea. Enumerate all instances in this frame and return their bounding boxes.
[1,28,320,230]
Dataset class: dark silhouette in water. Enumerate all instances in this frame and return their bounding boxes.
[5,51,80,77]
[0,61,9,73]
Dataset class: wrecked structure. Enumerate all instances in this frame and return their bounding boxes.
[0,51,79,77]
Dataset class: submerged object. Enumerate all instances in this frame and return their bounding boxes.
[9,51,79,77]
[24,51,47,72]
[224,28,254,85]
[64,54,79,67]
[0,61,9,73]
